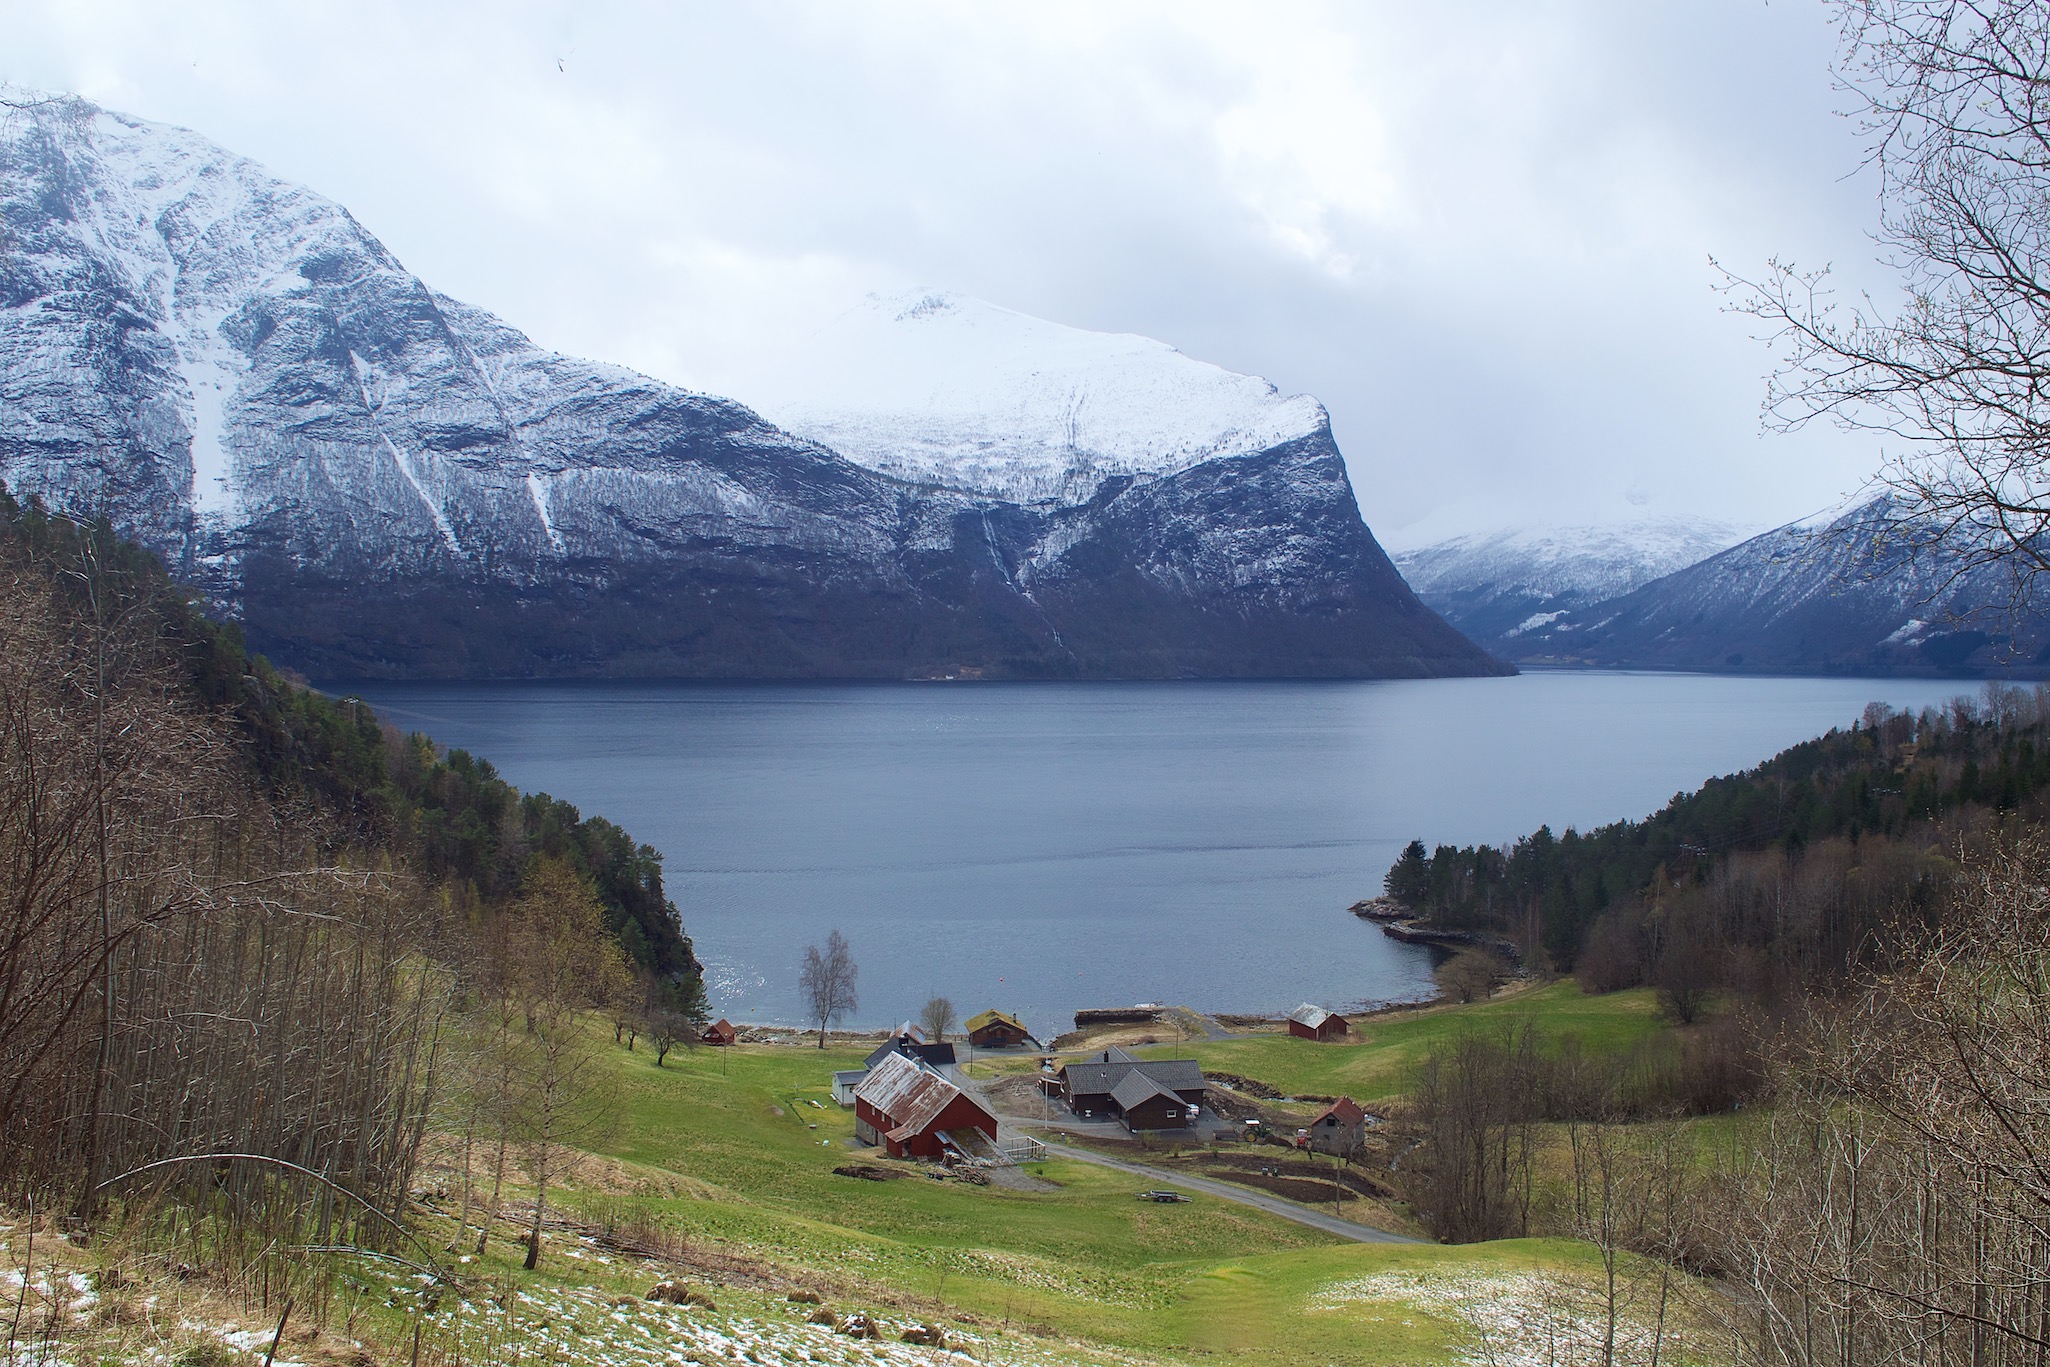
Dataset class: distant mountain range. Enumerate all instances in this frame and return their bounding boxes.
[1401,500,2050,676]
[1391,517,1756,654]
[0,92,1501,681]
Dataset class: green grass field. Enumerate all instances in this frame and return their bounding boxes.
[352,983,1708,1365]
[423,989,1703,1366]
[1133,982,1665,1102]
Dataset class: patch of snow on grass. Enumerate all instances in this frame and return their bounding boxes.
[1315,1269,1685,1367]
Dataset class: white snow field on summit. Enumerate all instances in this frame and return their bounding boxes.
[739,289,1329,506]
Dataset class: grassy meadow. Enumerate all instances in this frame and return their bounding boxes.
[1129,981,1666,1102]
[389,985,1713,1366]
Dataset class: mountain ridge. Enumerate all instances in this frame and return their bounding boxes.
[0,92,1505,681]
[1506,497,2050,675]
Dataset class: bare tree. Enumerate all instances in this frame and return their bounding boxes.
[919,995,956,1043]
[1735,1,2050,605]
[644,973,704,1067]
[505,859,627,1270]
[1434,948,1508,1004]
[799,930,858,1048]
[1410,1023,1541,1243]
[1708,832,2050,1364]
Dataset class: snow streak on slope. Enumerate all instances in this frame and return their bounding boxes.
[742,290,1329,504]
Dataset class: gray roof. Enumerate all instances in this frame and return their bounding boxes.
[865,1037,956,1071]
[1110,1071,1181,1112]
[1288,1003,1335,1029]
[832,1070,869,1085]
[1062,1056,1205,1099]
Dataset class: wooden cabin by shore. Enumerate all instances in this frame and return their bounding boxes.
[1286,1004,1348,1042]
[701,1018,737,1046]
[964,1009,1034,1049]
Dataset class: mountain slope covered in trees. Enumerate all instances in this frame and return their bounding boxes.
[1384,685,2050,986]
[0,484,705,1241]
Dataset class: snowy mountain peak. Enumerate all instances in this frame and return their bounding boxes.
[1,92,1504,682]
[1388,515,1761,652]
[740,288,1329,504]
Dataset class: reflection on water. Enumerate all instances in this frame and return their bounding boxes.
[340,672,1974,1035]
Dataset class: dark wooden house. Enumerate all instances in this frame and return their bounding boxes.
[964,1009,1034,1049]
[702,1018,737,1046]
[1057,1047,1206,1130]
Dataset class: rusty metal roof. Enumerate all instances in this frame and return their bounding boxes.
[1314,1097,1367,1127]
[851,1053,993,1142]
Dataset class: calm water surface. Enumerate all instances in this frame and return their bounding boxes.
[339,672,1973,1036]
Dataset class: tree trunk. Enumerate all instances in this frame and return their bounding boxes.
[524,1166,545,1271]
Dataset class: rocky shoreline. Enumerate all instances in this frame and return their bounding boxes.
[1348,898,1522,963]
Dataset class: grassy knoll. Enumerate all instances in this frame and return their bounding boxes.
[1135,982,1664,1101]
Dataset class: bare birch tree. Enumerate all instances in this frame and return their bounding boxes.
[799,930,858,1048]
[1736,1,2050,603]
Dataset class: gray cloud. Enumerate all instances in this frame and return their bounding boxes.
[4,0,1894,540]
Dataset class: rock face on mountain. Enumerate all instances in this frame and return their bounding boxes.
[0,94,1503,681]
[1390,517,1753,657]
[1509,497,2050,675]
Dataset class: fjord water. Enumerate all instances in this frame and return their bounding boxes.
[343,672,1970,1037]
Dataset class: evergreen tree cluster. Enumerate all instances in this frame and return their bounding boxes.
[1387,688,2050,981]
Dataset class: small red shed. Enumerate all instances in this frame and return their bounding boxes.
[701,1018,737,1046]
[1286,1004,1349,1042]
[851,1053,997,1159]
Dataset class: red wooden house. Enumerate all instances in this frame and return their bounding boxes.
[701,1018,737,1046]
[1286,1004,1348,1041]
[851,1053,997,1159]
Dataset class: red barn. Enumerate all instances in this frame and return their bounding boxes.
[701,1018,737,1046]
[851,1053,997,1159]
[1287,1004,1348,1041]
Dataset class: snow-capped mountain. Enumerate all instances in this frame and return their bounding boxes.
[1390,517,1755,653]
[1510,496,2050,674]
[742,290,1328,505]
[0,93,1503,681]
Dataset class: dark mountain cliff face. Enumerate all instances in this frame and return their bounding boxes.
[0,94,1504,681]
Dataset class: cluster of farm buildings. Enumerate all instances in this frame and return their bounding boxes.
[810,1003,1371,1163]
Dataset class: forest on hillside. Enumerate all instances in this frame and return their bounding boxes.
[1383,688,2046,1000]
[0,487,709,1286]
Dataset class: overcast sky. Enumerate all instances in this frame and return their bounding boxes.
[5,1,1897,543]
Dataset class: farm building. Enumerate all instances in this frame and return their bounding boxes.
[1058,1047,1206,1130]
[831,1070,868,1107]
[964,1009,1035,1049]
[851,1052,997,1159]
[1110,1072,1192,1131]
[865,1030,955,1070]
[1286,1004,1348,1041]
[1306,1097,1368,1155]
[701,1018,737,1046]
